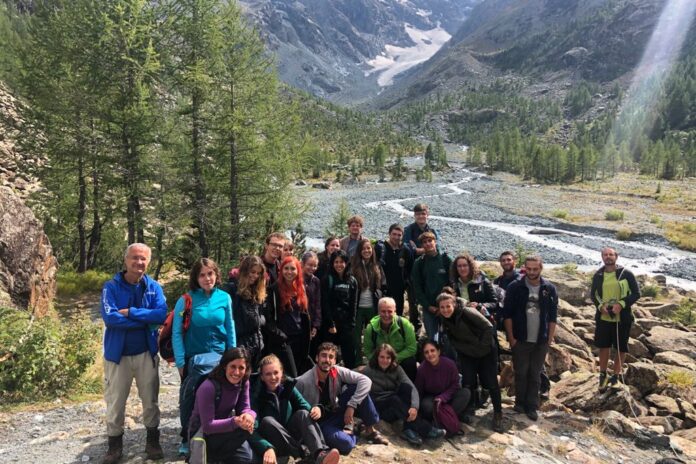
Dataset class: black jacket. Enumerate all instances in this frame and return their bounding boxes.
[452,275,498,322]
[321,273,359,329]
[375,239,412,294]
[590,266,640,325]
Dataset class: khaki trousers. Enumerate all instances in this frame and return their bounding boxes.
[104,352,160,436]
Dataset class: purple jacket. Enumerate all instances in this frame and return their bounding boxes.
[193,378,256,435]
[414,356,461,404]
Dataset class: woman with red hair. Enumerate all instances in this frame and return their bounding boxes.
[266,256,313,377]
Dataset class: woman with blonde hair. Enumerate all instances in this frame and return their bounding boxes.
[250,354,340,464]
[349,239,385,361]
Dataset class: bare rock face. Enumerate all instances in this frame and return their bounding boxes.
[0,186,57,316]
[639,326,696,359]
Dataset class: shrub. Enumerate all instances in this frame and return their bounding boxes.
[0,308,101,402]
[649,215,661,225]
[671,298,695,326]
[641,284,659,298]
[560,262,578,274]
[615,228,633,240]
[552,209,569,219]
[57,269,112,297]
[605,210,625,221]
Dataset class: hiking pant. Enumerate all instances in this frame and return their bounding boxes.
[104,352,159,437]
[319,384,379,455]
[419,389,470,422]
[372,383,432,437]
[423,307,439,341]
[335,325,357,369]
[458,347,503,414]
[406,286,420,331]
[390,289,406,317]
[205,428,253,464]
[512,341,549,412]
[257,410,327,460]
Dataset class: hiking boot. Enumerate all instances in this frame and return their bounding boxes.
[145,427,164,460]
[178,440,190,456]
[599,372,608,391]
[492,411,504,433]
[526,409,538,421]
[513,404,525,414]
[102,435,123,464]
[315,448,340,464]
[426,427,447,439]
[400,428,423,447]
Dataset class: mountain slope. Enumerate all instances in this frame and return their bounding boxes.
[239,0,482,104]
[374,0,685,109]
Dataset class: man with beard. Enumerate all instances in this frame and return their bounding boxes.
[503,255,557,421]
[591,247,640,390]
[295,343,387,454]
[261,232,286,285]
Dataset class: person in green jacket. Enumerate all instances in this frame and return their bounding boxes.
[362,297,418,380]
[250,354,340,464]
[410,232,452,339]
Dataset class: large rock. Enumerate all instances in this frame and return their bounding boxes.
[549,277,588,306]
[551,372,646,416]
[645,394,681,417]
[595,410,672,449]
[639,326,696,359]
[653,352,696,371]
[0,187,57,316]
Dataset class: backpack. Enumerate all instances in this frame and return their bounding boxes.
[187,378,223,464]
[158,293,193,363]
[434,400,461,436]
[370,315,406,347]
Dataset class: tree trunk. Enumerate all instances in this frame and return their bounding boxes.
[86,153,102,269]
[77,151,87,272]
[192,88,209,257]
[229,85,240,261]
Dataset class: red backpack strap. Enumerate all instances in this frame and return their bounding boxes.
[182,293,193,331]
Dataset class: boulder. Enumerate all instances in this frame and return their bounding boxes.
[551,372,645,416]
[637,301,679,318]
[639,326,696,359]
[624,362,662,396]
[558,299,584,318]
[550,278,588,306]
[645,394,681,417]
[547,344,573,378]
[653,352,696,371]
[628,338,652,360]
[312,181,332,189]
[0,187,57,317]
[555,319,593,354]
[633,415,679,435]
[595,410,672,449]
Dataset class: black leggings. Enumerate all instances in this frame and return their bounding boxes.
[458,346,503,413]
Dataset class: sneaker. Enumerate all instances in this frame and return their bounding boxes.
[315,448,340,464]
[178,440,190,456]
[526,409,538,421]
[598,372,608,391]
[400,428,423,447]
[426,427,447,440]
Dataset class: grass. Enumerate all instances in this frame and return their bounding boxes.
[605,210,625,221]
[664,370,696,389]
[560,262,579,274]
[552,209,569,219]
[585,421,612,447]
[57,269,112,297]
[665,222,696,252]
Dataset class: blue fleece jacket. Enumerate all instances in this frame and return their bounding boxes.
[100,272,168,364]
[172,287,236,368]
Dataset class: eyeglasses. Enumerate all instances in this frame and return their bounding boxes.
[268,242,284,249]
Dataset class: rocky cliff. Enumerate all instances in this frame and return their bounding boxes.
[0,83,56,316]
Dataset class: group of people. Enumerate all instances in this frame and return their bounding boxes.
[100,203,641,464]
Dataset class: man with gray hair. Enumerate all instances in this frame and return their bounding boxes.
[362,297,418,380]
[591,246,640,391]
[100,243,167,463]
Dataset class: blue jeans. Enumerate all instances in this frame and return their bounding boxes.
[318,384,380,455]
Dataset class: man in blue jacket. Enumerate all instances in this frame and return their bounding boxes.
[100,243,167,464]
[502,255,557,422]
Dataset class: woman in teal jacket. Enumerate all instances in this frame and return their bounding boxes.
[173,257,236,455]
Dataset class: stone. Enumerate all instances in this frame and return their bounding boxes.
[555,320,593,354]
[645,394,681,416]
[471,453,492,462]
[653,352,696,371]
[362,444,398,460]
[312,182,332,189]
[551,372,645,416]
[628,339,652,360]
[596,410,672,449]
[0,187,57,317]
[549,277,588,306]
[566,448,600,464]
[637,302,679,318]
[640,326,696,359]
[633,415,676,434]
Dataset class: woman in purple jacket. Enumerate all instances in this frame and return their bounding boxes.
[414,340,470,433]
[192,348,256,463]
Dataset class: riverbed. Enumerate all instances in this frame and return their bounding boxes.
[298,163,696,291]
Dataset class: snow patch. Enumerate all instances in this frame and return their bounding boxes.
[365,23,451,87]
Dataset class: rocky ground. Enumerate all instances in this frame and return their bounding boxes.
[2,271,695,464]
